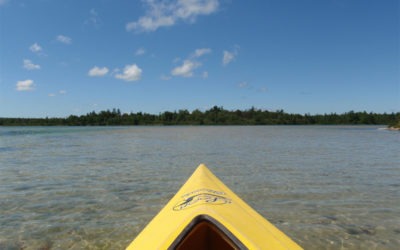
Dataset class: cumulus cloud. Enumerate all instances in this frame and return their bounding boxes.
[49,90,67,97]
[127,15,174,32]
[171,60,200,77]
[23,59,40,70]
[193,48,211,58]
[16,79,35,91]
[126,0,219,32]
[238,81,248,88]
[56,35,72,44]
[170,48,211,78]
[29,43,42,53]
[83,8,102,29]
[90,9,99,23]
[135,47,146,56]
[237,81,267,93]
[223,50,235,65]
[88,66,109,77]
[115,64,142,81]
[223,46,239,66]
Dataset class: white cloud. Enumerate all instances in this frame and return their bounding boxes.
[127,15,175,32]
[237,81,267,93]
[175,0,219,19]
[29,43,42,53]
[238,81,248,88]
[88,66,109,77]
[170,48,210,78]
[23,59,40,70]
[223,46,239,66]
[223,50,235,65]
[171,60,200,77]
[48,90,67,97]
[85,8,101,28]
[126,0,219,32]
[193,48,211,58]
[89,9,99,22]
[115,64,142,81]
[56,35,72,44]
[16,79,35,91]
[135,47,146,56]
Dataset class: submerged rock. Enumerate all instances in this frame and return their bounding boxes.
[340,224,377,236]
[359,225,376,236]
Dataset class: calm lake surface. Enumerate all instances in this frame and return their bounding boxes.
[0,126,399,249]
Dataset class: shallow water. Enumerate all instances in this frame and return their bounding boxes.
[0,126,399,249]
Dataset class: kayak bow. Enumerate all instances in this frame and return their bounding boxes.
[126,164,303,249]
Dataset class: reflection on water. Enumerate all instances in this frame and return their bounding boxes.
[0,126,399,249]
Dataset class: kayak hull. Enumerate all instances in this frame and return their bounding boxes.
[126,164,302,249]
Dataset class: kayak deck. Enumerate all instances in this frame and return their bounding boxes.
[126,164,303,249]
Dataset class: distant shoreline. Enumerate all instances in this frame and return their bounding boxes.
[387,120,400,131]
[1,107,399,127]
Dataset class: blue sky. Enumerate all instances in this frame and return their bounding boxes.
[0,0,399,118]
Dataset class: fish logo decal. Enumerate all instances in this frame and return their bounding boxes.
[173,189,231,211]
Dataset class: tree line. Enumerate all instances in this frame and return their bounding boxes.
[0,106,399,126]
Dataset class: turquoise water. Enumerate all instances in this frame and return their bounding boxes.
[0,126,399,249]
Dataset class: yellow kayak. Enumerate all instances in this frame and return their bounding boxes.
[126,164,303,249]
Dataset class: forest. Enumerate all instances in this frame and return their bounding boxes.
[1,106,399,127]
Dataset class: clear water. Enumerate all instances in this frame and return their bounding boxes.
[0,126,399,249]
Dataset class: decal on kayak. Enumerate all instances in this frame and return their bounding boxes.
[173,188,231,211]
